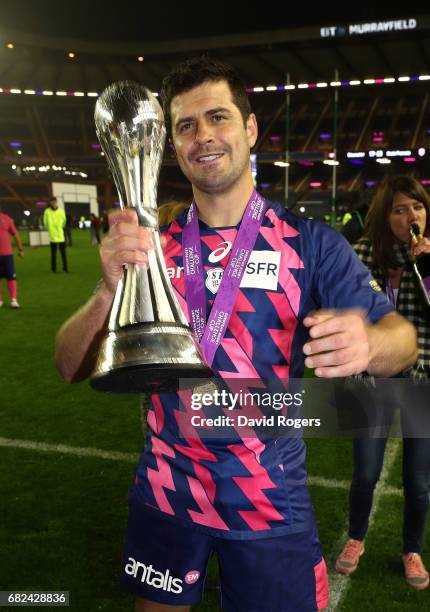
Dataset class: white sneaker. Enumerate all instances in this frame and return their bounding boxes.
[10,299,20,308]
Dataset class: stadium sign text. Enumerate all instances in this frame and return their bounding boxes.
[321,18,417,38]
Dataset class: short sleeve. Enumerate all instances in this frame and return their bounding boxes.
[8,218,17,236]
[311,224,393,323]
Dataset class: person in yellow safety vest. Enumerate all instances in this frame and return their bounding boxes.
[43,197,68,273]
[342,211,352,225]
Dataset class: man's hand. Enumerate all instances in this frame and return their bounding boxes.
[303,309,369,378]
[100,208,155,294]
[17,248,24,258]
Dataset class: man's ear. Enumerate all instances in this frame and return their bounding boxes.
[246,113,258,148]
[170,138,177,158]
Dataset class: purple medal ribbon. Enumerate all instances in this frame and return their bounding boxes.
[385,277,396,307]
[182,189,267,366]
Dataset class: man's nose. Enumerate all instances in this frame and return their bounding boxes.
[194,122,214,145]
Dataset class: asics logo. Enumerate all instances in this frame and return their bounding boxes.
[208,241,232,263]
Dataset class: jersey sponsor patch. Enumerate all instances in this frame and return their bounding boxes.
[369,279,382,292]
[206,268,224,294]
[167,250,281,292]
[242,251,281,290]
[204,251,281,294]
[124,557,184,594]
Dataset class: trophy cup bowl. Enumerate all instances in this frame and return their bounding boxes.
[90,81,211,393]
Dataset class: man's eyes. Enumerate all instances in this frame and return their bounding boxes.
[177,122,192,133]
[176,114,228,133]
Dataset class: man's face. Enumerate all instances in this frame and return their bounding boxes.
[388,191,427,242]
[51,200,58,209]
[170,80,257,194]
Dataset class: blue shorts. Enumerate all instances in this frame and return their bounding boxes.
[0,255,16,280]
[120,491,329,611]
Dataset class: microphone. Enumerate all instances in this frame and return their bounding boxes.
[410,222,423,243]
[409,223,430,309]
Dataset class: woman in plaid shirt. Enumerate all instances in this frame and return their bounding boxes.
[336,175,430,590]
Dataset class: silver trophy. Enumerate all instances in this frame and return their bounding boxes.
[90,81,211,393]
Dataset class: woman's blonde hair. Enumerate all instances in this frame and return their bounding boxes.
[158,201,188,226]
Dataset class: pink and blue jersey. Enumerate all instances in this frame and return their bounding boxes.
[132,201,393,539]
[0,212,17,256]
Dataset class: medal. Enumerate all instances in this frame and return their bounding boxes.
[182,189,267,367]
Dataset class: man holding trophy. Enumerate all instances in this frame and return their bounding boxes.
[56,57,417,611]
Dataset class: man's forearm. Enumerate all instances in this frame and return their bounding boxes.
[13,233,23,251]
[55,283,114,383]
[367,311,418,376]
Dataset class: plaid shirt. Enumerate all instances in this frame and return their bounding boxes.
[354,237,430,379]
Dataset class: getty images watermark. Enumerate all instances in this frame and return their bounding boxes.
[176,380,323,438]
[177,377,430,439]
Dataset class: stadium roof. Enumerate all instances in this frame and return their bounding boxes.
[1,5,430,90]
[1,3,430,213]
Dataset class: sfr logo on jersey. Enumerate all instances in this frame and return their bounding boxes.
[166,247,281,292]
[124,557,183,593]
[242,251,281,290]
[204,251,281,294]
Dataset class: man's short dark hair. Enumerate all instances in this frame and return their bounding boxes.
[161,56,252,137]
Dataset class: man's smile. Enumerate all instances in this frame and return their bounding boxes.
[193,152,225,164]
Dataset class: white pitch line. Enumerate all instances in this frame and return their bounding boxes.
[0,436,404,501]
[308,475,402,497]
[327,438,401,611]
[0,436,139,463]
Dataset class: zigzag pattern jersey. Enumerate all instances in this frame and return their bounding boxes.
[132,201,393,540]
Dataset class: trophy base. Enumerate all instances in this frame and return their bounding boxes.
[90,323,212,393]
[91,362,212,393]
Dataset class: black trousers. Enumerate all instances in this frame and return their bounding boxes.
[50,241,68,272]
[349,433,430,552]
